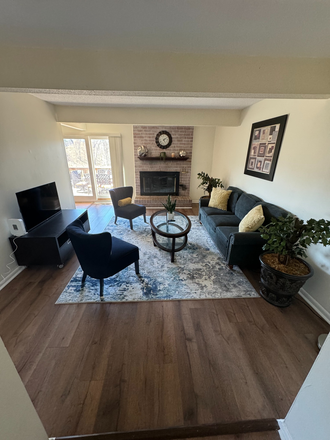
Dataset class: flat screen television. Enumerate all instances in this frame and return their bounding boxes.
[16,182,61,232]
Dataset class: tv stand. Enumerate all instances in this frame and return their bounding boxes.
[10,209,90,267]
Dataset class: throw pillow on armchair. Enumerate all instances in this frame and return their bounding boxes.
[118,197,132,207]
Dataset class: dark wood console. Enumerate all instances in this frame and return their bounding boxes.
[10,209,90,267]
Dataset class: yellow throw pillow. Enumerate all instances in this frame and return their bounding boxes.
[208,188,232,210]
[118,197,132,207]
[239,204,265,232]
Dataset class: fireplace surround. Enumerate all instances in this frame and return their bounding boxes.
[140,171,179,196]
[133,126,193,207]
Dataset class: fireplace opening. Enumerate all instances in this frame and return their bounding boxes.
[140,171,180,196]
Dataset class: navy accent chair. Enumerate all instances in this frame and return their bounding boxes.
[67,219,139,299]
[109,186,147,230]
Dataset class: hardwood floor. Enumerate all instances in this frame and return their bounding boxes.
[0,203,328,438]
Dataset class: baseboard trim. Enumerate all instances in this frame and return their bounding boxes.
[299,287,330,325]
[53,419,279,440]
[277,419,293,440]
[0,266,26,291]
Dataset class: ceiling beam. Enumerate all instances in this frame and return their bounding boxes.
[1,46,330,97]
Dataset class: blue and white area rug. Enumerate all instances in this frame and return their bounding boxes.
[56,216,258,304]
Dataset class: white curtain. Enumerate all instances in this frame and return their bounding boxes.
[109,135,124,188]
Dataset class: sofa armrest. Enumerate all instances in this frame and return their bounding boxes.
[226,231,266,267]
[199,197,209,208]
[228,231,266,246]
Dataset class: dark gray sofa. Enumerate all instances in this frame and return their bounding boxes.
[199,186,289,267]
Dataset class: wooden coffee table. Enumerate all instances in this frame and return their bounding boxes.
[150,210,192,262]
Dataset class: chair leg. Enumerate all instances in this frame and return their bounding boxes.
[100,279,104,298]
[114,215,118,225]
[129,219,133,230]
[82,272,87,286]
[135,260,140,275]
[143,213,147,223]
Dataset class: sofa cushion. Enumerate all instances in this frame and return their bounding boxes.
[209,188,232,210]
[239,205,265,232]
[235,193,263,220]
[201,206,234,216]
[207,215,240,232]
[227,186,244,213]
[259,202,289,225]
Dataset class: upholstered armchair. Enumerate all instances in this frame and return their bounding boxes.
[109,186,146,230]
[67,219,139,298]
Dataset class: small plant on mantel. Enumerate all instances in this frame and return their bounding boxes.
[259,214,330,276]
[197,172,224,198]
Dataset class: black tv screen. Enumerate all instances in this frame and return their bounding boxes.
[16,182,61,232]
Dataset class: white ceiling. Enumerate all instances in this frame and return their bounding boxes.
[8,0,329,110]
[1,0,330,58]
[31,92,262,109]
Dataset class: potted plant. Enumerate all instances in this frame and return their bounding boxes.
[258,214,330,307]
[197,172,224,198]
[162,195,177,221]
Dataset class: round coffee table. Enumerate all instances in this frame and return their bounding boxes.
[150,210,192,262]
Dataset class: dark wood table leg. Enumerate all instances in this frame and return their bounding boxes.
[171,237,175,262]
[151,230,157,246]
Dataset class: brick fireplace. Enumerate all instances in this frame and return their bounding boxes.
[134,126,193,208]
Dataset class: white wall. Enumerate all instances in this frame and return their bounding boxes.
[61,123,135,188]
[190,126,216,202]
[0,338,48,440]
[56,105,240,127]
[280,334,330,440]
[211,99,330,317]
[62,123,217,203]
[0,93,74,289]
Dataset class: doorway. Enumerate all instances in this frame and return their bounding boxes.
[64,136,115,202]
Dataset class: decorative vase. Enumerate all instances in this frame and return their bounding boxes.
[137,145,148,157]
[259,252,314,307]
[167,212,175,221]
[160,152,167,160]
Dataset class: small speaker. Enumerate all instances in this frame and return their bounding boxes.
[8,219,26,237]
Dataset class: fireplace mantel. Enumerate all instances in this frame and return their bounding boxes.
[138,156,189,161]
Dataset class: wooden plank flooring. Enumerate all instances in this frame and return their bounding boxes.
[186,433,280,440]
[0,203,328,438]
[53,419,279,440]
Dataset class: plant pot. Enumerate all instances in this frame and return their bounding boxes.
[167,212,175,221]
[259,252,314,308]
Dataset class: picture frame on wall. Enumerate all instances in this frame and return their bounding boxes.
[244,114,288,181]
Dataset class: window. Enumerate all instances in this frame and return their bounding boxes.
[64,135,123,202]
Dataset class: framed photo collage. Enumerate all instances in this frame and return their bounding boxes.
[244,114,288,181]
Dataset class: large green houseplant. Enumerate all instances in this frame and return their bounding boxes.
[258,214,330,307]
[197,172,224,198]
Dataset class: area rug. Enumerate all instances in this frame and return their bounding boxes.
[56,216,258,304]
